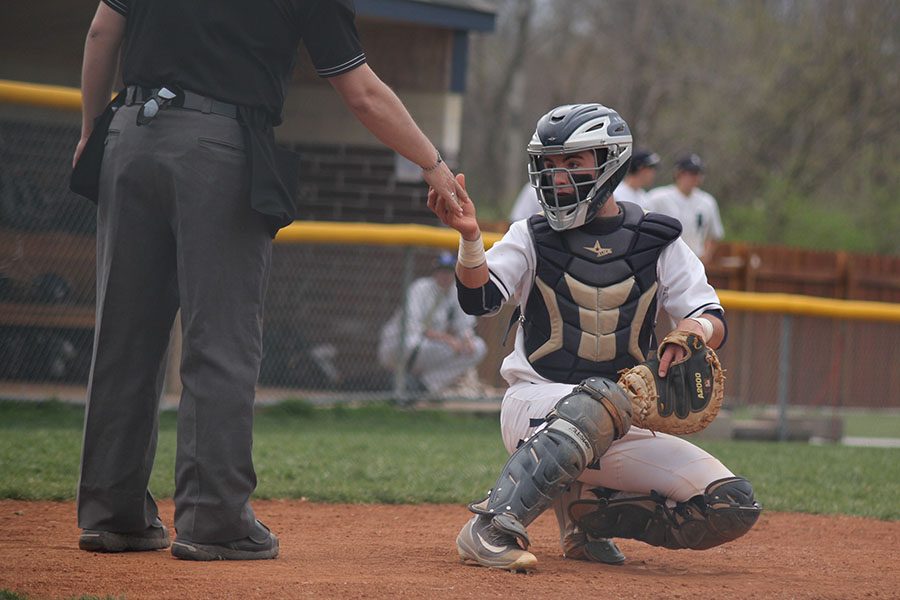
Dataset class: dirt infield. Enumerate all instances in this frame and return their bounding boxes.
[1,500,897,600]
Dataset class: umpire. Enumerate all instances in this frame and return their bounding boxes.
[72,0,465,561]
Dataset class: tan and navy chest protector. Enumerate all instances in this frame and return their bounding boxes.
[523,202,681,384]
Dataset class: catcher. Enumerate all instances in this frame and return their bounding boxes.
[427,103,761,571]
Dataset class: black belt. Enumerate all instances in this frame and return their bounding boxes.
[125,85,238,119]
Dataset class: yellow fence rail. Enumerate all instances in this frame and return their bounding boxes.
[3,77,897,325]
[277,221,503,249]
[0,79,84,112]
[278,221,900,324]
[715,290,900,323]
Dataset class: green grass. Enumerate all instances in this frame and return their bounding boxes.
[729,406,900,438]
[0,400,897,519]
[842,412,900,438]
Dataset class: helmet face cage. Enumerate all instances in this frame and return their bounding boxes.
[527,143,629,231]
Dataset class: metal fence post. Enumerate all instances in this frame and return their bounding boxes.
[393,247,416,403]
[778,314,793,441]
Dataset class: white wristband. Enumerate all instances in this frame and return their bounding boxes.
[457,234,486,268]
[688,317,714,343]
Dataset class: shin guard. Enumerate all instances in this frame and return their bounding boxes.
[468,378,631,548]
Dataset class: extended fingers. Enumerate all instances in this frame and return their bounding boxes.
[423,164,466,212]
[454,173,469,202]
[658,345,687,377]
[658,351,671,377]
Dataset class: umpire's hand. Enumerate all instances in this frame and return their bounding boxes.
[428,173,479,239]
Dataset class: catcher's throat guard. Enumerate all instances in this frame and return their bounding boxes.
[618,331,725,434]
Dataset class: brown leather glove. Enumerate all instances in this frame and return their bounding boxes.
[618,331,725,435]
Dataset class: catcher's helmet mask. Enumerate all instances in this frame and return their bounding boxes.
[526,104,633,231]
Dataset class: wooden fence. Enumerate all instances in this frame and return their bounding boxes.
[707,242,900,302]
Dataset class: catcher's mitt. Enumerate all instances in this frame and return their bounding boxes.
[617,331,725,435]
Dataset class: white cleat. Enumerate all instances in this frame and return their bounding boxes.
[456,515,537,572]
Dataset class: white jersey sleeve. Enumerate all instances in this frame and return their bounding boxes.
[707,193,725,240]
[657,237,723,325]
[485,219,536,306]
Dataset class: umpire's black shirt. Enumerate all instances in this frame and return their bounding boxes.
[102,0,367,124]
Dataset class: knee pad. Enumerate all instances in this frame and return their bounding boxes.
[469,378,632,543]
[569,476,762,550]
[696,477,762,548]
[552,377,632,462]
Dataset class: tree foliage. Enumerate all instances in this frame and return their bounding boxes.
[461,0,899,254]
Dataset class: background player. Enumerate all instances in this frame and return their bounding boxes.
[428,103,760,571]
[378,252,486,396]
[645,154,724,262]
[612,149,660,209]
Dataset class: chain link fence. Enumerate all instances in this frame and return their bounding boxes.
[1,106,899,418]
[1,114,96,388]
[0,110,505,404]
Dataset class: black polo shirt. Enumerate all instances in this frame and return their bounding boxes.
[102,0,366,124]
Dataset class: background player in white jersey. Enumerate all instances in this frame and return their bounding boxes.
[378,252,486,395]
[508,181,542,223]
[428,104,760,571]
[612,149,660,209]
[645,154,725,261]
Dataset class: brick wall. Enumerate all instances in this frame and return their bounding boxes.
[293,143,435,224]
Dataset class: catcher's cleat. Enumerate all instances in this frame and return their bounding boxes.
[79,518,170,552]
[554,482,625,565]
[171,520,278,561]
[562,532,625,565]
[456,515,537,572]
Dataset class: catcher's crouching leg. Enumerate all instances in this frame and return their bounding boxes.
[569,477,762,550]
[456,378,631,570]
[553,482,625,564]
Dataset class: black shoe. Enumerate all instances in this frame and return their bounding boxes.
[563,530,626,564]
[79,518,170,552]
[171,520,279,561]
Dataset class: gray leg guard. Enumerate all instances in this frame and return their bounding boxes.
[569,476,762,550]
[469,377,631,548]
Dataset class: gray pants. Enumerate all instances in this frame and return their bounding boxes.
[411,338,487,392]
[76,103,271,542]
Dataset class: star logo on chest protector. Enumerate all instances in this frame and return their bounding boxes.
[584,240,613,258]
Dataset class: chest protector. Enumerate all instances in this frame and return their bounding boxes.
[523,202,681,384]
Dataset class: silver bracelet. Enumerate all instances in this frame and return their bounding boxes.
[421,150,443,173]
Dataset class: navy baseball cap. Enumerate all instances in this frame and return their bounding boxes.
[675,153,704,173]
[433,251,456,270]
[629,150,661,173]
